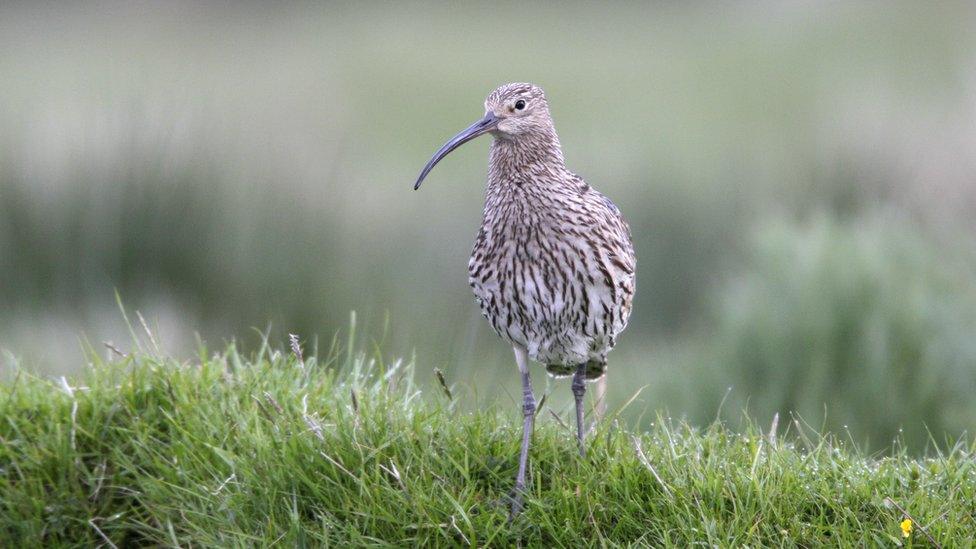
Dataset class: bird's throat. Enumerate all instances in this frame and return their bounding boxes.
[487,131,567,190]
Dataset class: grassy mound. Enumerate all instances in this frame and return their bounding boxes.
[2,341,972,546]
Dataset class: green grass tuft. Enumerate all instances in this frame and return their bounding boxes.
[2,340,974,546]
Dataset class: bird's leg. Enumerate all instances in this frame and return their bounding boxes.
[510,346,535,519]
[572,363,587,457]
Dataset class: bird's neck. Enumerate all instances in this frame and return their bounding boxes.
[487,130,568,191]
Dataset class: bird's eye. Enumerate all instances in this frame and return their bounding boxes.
[514,100,526,110]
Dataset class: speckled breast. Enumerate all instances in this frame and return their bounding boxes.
[467,217,627,367]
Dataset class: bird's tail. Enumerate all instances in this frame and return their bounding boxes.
[545,360,606,381]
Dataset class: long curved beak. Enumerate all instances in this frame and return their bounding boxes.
[414,112,499,190]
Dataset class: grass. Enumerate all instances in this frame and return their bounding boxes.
[2,334,974,547]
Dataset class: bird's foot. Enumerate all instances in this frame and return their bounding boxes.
[507,483,526,521]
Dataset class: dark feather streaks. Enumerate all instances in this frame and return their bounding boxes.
[468,124,636,372]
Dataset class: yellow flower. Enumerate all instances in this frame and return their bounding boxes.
[900,518,913,538]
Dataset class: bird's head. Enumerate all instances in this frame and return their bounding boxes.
[484,82,552,138]
[414,82,554,190]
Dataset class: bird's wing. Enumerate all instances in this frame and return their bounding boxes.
[592,189,636,272]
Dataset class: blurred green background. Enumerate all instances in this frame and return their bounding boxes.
[2,2,975,450]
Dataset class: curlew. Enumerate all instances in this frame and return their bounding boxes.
[413,83,636,517]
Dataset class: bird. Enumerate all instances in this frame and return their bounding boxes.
[413,83,636,517]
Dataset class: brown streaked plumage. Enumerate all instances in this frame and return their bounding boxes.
[413,82,636,518]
